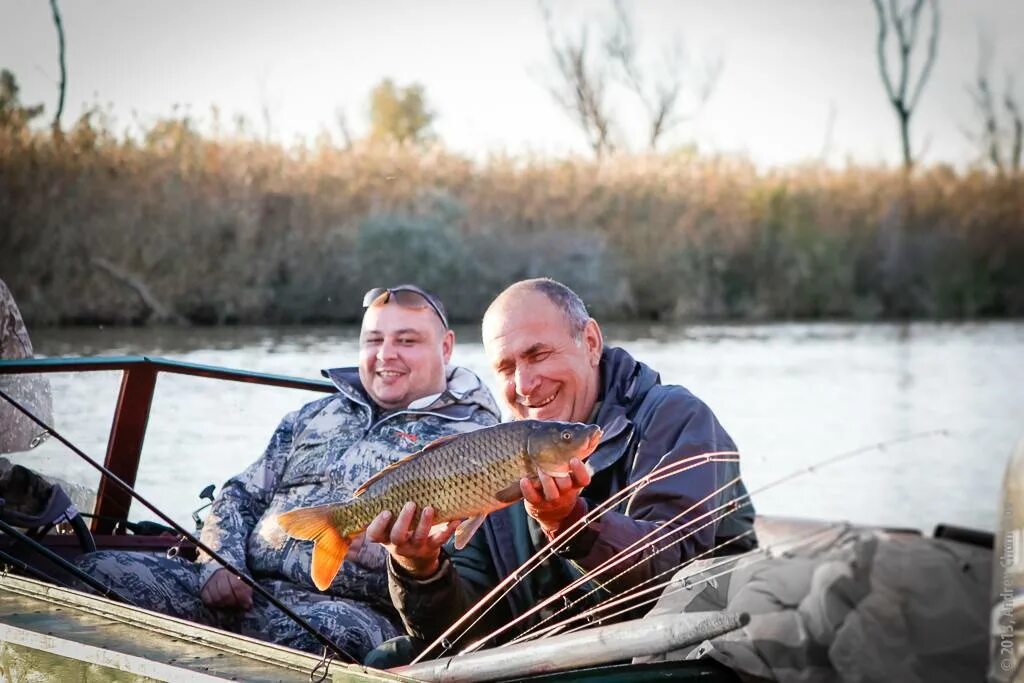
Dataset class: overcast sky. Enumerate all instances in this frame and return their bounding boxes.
[1,0,1022,167]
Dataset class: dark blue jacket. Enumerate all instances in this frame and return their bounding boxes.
[387,346,756,644]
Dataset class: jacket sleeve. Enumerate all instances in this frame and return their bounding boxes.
[386,526,511,646]
[560,391,740,592]
[195,409,299,587]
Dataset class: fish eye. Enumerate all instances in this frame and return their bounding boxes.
[561,430,572,441]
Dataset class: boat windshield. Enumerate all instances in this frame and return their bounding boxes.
[0,357,334,533]
[1,368,116,517]
[135,372,330,528]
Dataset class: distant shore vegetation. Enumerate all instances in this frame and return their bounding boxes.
[1,78,1022,326]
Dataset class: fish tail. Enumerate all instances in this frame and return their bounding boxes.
[277,504,353,591]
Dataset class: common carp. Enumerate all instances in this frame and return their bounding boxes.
[277,419,603,590]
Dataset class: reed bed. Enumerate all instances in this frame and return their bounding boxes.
[2,116,1021,325]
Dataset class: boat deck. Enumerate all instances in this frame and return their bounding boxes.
[0,573,404,683]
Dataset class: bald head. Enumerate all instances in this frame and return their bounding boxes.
[484,278,591,342]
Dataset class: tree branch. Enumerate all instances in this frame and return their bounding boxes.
[1005,83,1023,172]
[908,0,939,112]
[890,0,912,105]
[49,0,66,133]
[872,0,898,103]
[540,1,616,156]
[91,257,188,325]
[872,0,939,170]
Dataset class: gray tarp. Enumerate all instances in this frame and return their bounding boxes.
[638,525,990,682]
[0,278,52,454]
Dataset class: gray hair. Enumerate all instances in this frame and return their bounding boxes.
[508,278,590,341]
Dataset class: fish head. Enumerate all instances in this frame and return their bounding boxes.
[525,421,603,476]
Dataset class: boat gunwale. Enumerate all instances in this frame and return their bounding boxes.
[0,572,411,682]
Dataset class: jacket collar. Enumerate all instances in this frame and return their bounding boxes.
[320,365,500,421]
[586,346,661,473]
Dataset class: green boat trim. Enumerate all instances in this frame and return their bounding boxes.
[0,558,409,682]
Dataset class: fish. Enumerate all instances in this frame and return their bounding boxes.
[277,419,603,591]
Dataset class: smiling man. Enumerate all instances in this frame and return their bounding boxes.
[75,284,499,661]
[367,278,756,663]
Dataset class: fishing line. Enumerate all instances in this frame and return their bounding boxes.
[412,451,740,663]
[460,469,744,654]
[423,428,947,662]
[415,452,739,662]
[414,452,738,661]
[548,427,947,622]
[506,428,948,646]
[0,386,360,665]
[524,520,847,642]
[507,502,757,645]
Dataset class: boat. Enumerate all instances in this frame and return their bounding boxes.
[0,356,997,682]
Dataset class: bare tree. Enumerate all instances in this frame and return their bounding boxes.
[540,2,616,157]
[335,107,354,150]
[968,48,1002,172]
[49,0,66,134]
[870,0,940,171]
[1007,86,1023,172]
[539,0,718,157]
[964,38,1023,174]
[604,0,720,151]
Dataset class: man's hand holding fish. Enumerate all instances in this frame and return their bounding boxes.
[365,452,594,577]
[519,455,591,537]
[367,503,458,578]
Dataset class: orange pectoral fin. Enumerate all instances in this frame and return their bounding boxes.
[277,504,351,591]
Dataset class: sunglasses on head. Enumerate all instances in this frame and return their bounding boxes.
[361,286,449,329]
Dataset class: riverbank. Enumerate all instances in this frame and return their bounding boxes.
[3,121,1022,325]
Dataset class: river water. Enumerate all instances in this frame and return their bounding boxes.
[7,321,1023,534]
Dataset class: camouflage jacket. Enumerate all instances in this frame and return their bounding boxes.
[196,365,500,602]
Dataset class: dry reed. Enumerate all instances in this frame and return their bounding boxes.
[2,115,1021,325]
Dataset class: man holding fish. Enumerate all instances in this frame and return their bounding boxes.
[348,278,757,663]
[75,284,501,660]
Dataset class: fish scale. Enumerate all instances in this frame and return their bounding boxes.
[278,419,602,591]
[338,424,530,530]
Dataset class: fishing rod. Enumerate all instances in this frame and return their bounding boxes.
[418,454,740,661]
[415,452,741,662]
[0,517,133,603]
[506,529,757,644]
[426,428,950,662]
[458,468,746,655]
[0,546,67,585]
[412,451,741,663]
[491,430,946,651]
[506,502,758,645]
[540,522,848,640]
[513,515,843,643]
[0,387,359,665]
[499,428,949,648]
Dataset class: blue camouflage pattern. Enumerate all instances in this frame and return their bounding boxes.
[74,550,401,658]
[76,365,500,659]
